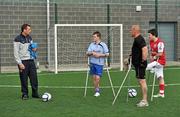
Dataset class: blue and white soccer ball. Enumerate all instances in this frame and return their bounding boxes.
[42,92,52,102]
[128,88,137,97]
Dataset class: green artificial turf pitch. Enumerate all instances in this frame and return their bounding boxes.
[0,68,180,117]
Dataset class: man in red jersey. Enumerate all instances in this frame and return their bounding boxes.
[147,29,166,98]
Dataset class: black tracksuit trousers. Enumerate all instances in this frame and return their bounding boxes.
[19,60,38,96]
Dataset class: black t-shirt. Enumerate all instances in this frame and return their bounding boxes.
[131,35,146,66]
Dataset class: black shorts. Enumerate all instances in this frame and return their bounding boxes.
[134,66,146,79]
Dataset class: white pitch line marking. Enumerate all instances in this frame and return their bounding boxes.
[0,83,180,89]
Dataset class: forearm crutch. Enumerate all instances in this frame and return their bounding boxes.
[105,58,115,97]
[149,58,159,101]
[84,57,90,97]
[112,58,132,105]
[151,71,156,101]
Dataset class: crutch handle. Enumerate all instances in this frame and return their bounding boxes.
[87,57,90,66]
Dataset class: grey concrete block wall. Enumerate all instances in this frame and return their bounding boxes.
[0,0,179,72]
[55,0,180,60]
[0,1,48,69]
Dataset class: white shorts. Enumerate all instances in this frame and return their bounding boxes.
[146,61,164,78]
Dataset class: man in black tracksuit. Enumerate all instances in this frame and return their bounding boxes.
[14,24,39,100]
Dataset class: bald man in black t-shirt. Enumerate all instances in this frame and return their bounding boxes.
[131,25,149,107]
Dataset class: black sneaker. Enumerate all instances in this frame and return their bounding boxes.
[32,94,40,98]
[22,94,29,100]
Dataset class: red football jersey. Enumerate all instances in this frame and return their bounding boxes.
[150,38,166,65]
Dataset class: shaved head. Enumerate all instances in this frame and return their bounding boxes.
[131,25,141,38]
[132,25,140,32]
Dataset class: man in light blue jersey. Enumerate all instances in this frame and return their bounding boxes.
[86,31,109,97]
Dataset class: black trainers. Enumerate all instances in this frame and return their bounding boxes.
[32,94,40,98]
[22,94,29,100]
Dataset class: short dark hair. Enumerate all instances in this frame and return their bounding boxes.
[148,29,158,37]
[93,31,101,38]
[21,24,31,32]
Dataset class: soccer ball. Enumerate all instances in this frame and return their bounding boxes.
[42,92,52,102]
[128,88,137,97]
